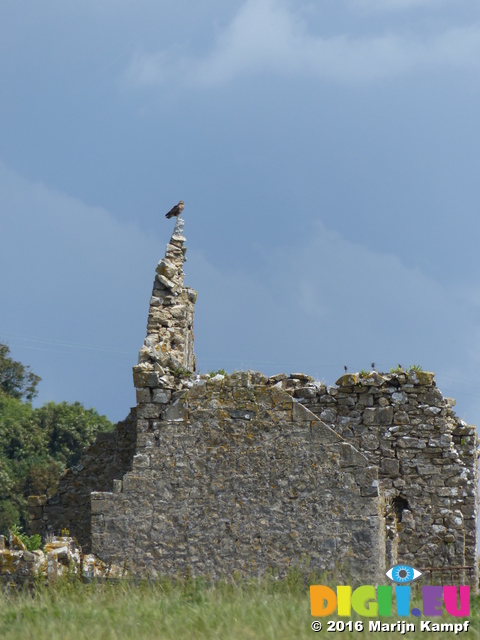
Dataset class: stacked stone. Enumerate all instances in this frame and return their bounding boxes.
[133,217,197,415]
[0,534,121,585]
[274,370,478,585]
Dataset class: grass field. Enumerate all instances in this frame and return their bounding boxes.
[0,575,477,640]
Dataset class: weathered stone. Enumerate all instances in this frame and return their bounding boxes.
[152,389,172,404]
[269,373,287,383]
[133,370,163,388]
[394,411,410,425]
[363,407,376,425]
[137,404,162,419]
[357,394,374,406]
[133,454,150,468]
[337,395,356,406]
[335,373,359,387]
[155,258,177,279]
[360,372,387,387]
[156,274,176,290]
[293,387,317,399]
[380,459,400,476]
[186,288,197,303]
[396,436,426,449]
[408,370,435,386]
[424,406,442,416]
[361,433,380,451]
[320,409,336,423]
[163,397,188,422]
[136,388,151,403]
[376,406,394,425]
[401,509,415,529]
[229,409,256,420]
[289,373,313,382]
[417,464,436,476]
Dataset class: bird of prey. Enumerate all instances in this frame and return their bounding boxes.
[165,200,185,219]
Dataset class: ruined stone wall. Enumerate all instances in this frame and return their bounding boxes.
[29,411,137,552]
[91,218,386,583]
[91,372,385,584]
[277,371,478,582]
[134,216,196,387]
[30,218,478,588]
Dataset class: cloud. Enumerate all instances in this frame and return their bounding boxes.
[125,0,480,87]
[0,161,161,421]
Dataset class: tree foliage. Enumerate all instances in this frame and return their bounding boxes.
[0,343,114,534]
[0,343,41,401]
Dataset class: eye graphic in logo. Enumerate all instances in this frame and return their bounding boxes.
[386,565,422,583]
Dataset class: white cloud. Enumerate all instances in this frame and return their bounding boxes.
[350,0,447,10]
[125,0,480,87]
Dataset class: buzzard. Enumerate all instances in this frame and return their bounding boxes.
[165,200,185,219]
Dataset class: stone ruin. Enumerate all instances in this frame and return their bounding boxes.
[0,531,125,585]
[26,218,478,588]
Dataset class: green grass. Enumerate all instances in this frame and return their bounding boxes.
[0,577,477,640]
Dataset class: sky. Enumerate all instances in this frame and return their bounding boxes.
[1,0,480,425]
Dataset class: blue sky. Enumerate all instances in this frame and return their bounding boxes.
[1,0,480,424]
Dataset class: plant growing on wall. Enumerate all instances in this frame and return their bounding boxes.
[208,369,228,378]
[10,523,42,551]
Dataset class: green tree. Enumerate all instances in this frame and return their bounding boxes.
[0,343,41,401]
[23,460,64,498]
[34,401,113,467]
[0,346,114,534]
[0,393,40,532]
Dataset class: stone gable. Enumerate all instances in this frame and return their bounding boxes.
[91,373,384,583]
